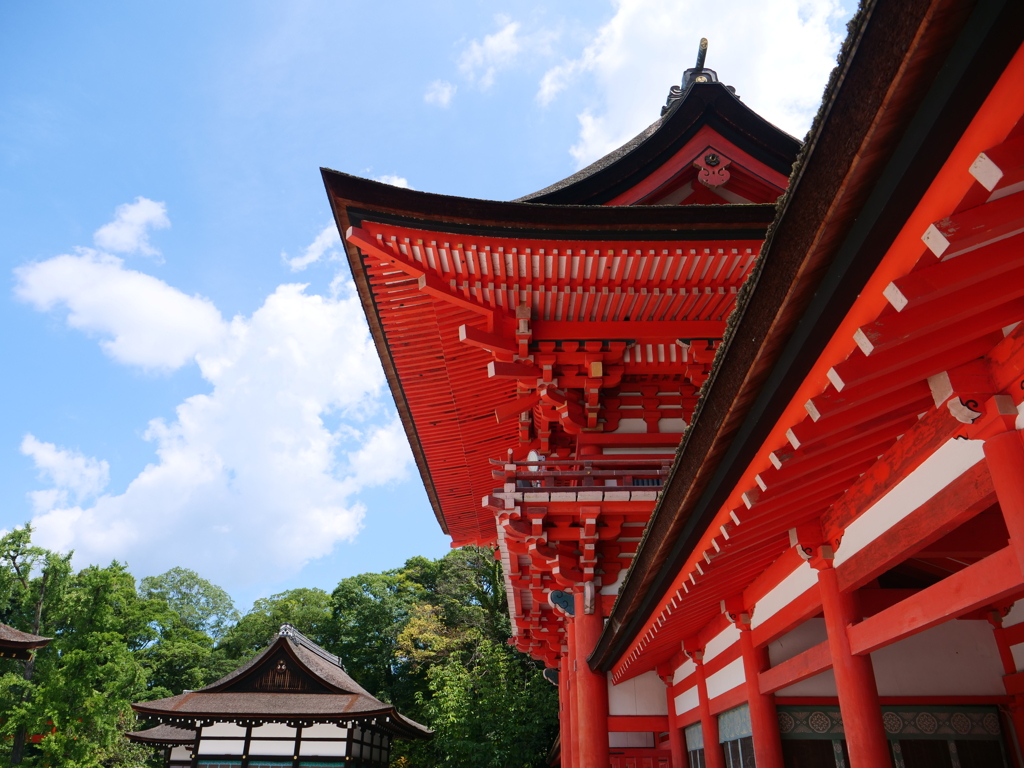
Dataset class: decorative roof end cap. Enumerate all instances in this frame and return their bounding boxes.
[662,38,737,115]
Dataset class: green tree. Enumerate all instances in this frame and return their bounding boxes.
[219,587,333,660]
[139,567,239,639]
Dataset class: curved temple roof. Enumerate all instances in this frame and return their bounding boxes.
[133,625,431,739]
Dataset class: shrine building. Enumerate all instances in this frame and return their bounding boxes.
[127,625,431,768]
[326,0,1024,765]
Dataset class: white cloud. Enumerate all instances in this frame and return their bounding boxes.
[14,250,226,371]
[424,79,456,107]
[20,435,110,514]
[375,174,412,189]
[539,0,848,168]
[17,202,413,587]
[458,15,557,91]
[93,197,170,256]
[283,224,341,272]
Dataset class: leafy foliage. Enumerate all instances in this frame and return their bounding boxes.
[0,531,557,768]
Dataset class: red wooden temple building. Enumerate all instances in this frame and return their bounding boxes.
[327,0,1024,765]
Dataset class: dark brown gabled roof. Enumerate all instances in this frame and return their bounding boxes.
[133,626,431,738]
[516,81,800,205]
[591,0,1024,672]
[0,623,50,660]
[125,724,195,746]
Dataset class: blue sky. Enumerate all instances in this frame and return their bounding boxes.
[1,0,854,609]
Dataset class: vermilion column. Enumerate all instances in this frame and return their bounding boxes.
[692,653,725,768]
[989,615,1024,760]
[574,591,609,768]
[662,673,690,768]
[985,429,1024,570]
[560,654,575,768]
[817,566,891,767]
[737,626,784,768]
[566,621,580,768]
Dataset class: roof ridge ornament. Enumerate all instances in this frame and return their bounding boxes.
[662,38,736,116]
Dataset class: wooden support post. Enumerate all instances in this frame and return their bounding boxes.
[737,627,784,768]
[985,429,1024,573]
[574,590,609,768]
[661,669,690,768]
[560,653,574,768]
[989,614,1024,766]
[567,621,580,768]
[817,566,891,768]
[691,652,726,768]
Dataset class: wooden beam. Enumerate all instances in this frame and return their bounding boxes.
[969,134,1024,194]
[922,192,1024,258]
[758,640,832,695]
[836,459,996,591]
[607,716,670,732]
[459,324,517,354]
[848,545,1024,656]
[527,320,726,342]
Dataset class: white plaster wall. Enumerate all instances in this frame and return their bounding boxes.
[609,670,668,715]
[871,620,1005,696]
[751,562,818,629]
[609,732,656,748]
[1003,599,1024,627]
[705,624,741,661]
[675,686,699,716]
[773,619,1005,697]
[706,657,745,699]
[834,439,985,566]
[601,568,626,596]
[777,669,839,697]
[674,658,696,685]
[767,618,829,667]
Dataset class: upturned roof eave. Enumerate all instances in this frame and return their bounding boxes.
[590,0,1024,674]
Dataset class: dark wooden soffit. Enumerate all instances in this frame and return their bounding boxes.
[324,173,776,535]
[592,0,1024,672]
[517,82,802,205]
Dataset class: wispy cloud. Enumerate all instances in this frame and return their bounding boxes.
[375,174,412,189]
[458,15,557,91]
[424,79,456,107]
[93,197,170,257]
[15,201,413,586]
[537,0,849,168]
[283,224,341,272]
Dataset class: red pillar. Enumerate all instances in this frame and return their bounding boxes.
[662,673,690,768]
[985,429,1024,571]
[692,653,725,768]
[574,590,609,768]
[817,566,891,767]
[567,621,580,768]
[737,626,784,768]
[560,653,575,768]
[990,616,1024,766]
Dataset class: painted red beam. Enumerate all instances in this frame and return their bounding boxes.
[607,716,670,732]
[758,640,831,695]
[836,459,996,592]
[848,545,1024,656]
[524,319,726,341]
[922,191,1024,258]
[971,134,1024,194]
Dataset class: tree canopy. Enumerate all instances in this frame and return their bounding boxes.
[0,529,557,768]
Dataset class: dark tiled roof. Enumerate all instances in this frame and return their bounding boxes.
[125,723,195,745]
[132,626,431,738]
[0,623,50,649]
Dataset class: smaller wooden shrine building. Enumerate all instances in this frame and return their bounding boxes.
[127,624,431,768]
[0,623,50,661]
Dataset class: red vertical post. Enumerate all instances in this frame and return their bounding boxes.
[692,653,725,768]
[560,653,574,768]
[737,626,784,768]
[661,670,690,768]
[817,566,891,767]
[574,590,609,768]
[567,621,580,768]
[990,614,1024,767]
[985,429,1024,571]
